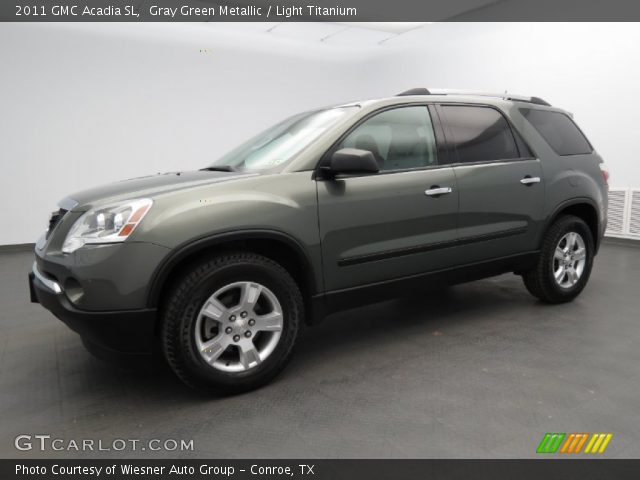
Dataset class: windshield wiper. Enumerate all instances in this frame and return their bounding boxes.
[200,165,237,172]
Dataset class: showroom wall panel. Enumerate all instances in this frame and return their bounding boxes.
[0,23,380,245]
[3,22,640,245]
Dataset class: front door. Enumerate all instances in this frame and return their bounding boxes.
[316,105,459,292]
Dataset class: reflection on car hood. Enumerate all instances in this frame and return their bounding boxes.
[61,170,256,211]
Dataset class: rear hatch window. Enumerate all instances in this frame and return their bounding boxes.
[521,109,593,156]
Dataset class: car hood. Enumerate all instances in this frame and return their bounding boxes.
[62,170,257,211]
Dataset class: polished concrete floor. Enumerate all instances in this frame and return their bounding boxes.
[1,243,639,459]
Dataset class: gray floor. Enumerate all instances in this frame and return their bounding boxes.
[1,243,639,459]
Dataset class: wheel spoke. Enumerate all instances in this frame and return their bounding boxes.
[254,311,283,332]
[201,297,227,321]
[240,282,263,311]
[200,335,229,363]
[573,247,586,261]
[567,232,578,250]
[554,266,566,282]
[567,267,579,284]
[238,341,261,369]
[554,247,565,260]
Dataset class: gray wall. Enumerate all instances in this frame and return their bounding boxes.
[2,22,639,245]
[0,23,380,245]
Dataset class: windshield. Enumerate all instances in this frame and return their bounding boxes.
[206,107,356,172]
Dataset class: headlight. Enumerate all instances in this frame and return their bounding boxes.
[62,198,153,254]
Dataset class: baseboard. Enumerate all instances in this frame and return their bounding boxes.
[603,236,640,248]
[0,243,35,253]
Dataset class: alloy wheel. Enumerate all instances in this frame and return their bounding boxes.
[552,232,587,289]
[194,281,284,373]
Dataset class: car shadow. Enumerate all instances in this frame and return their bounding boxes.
[65,275,537,402]
[293,278,532,367]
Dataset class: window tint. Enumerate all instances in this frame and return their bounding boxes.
[521,109,592,156]
[442,106,519,163]
[339,106,437,171]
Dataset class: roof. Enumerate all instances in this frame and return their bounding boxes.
[333,89,568,118]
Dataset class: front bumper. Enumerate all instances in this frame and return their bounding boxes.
[30,263,157,355]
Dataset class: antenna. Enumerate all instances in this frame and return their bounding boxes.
[396,88,431,96]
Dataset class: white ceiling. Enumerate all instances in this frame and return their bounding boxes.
[206,22,434,47]
[337,22,433,34]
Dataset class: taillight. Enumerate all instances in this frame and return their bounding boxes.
[599,164,609,185]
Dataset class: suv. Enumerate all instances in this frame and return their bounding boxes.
[29,89,608,392]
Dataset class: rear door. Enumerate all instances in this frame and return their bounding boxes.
[316,105,459,292]
[437,104,544,264]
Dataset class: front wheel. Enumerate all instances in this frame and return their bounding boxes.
[522,215,594,304]
[161,252,303,393]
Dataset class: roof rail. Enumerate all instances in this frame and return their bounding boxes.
[395,88,551,106]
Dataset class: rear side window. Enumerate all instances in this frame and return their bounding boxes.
[521,109,592,156]
[441,105,520,163]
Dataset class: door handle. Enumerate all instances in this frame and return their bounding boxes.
[425,186,453,197]
[520,176,541,186]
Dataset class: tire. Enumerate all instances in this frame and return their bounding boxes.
[160,252,303,393]
[523,215,595,304]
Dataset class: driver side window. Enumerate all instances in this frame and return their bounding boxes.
[339,106,438,171]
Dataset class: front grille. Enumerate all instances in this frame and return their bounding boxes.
[46,208,68,239]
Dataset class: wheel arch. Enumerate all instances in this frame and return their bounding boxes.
[543,198,602,253]
[147,230,319,325]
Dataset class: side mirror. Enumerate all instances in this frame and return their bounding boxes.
[325,148,379,177]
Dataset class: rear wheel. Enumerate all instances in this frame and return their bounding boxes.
[161,252,302,393]
[523,215,594,303]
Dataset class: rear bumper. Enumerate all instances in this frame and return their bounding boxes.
[29,264,157,356]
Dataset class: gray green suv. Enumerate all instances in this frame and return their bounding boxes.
[29,89,609,392]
